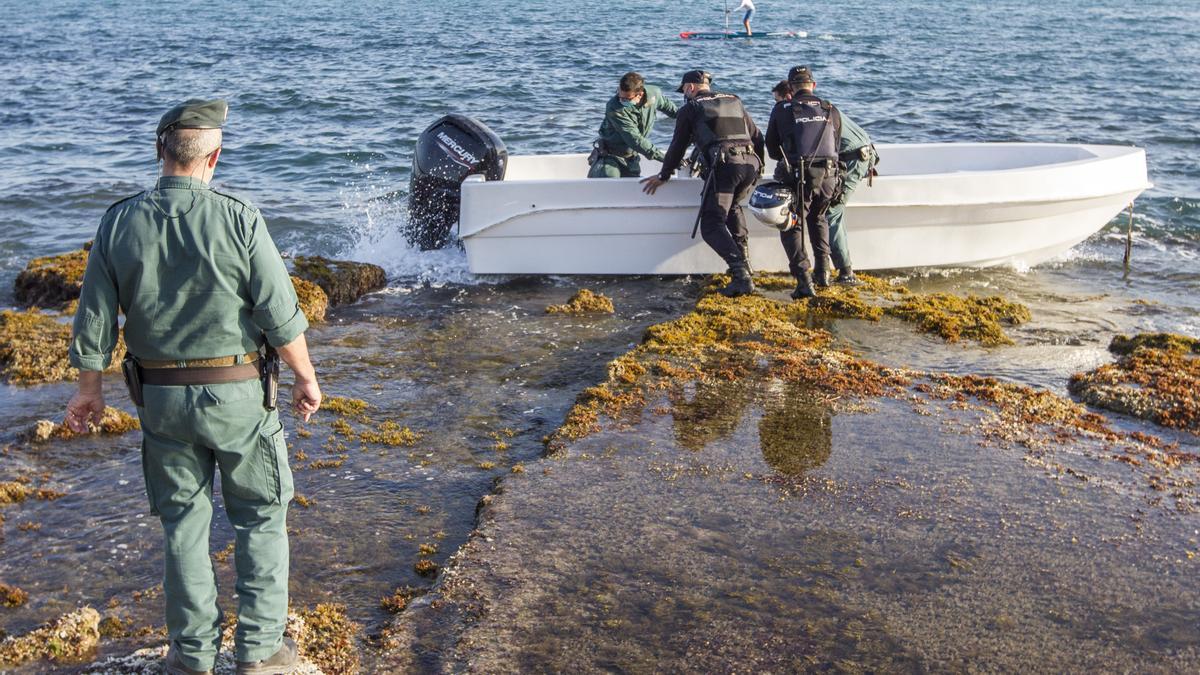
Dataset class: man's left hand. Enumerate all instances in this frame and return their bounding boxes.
[640,175,667,195]
[65,391,106,433]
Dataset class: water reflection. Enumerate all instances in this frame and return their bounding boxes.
[758,381,833,477]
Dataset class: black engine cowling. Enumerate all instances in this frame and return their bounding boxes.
[406,114,507,250]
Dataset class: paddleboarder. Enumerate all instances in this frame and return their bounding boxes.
[731,0,756,36]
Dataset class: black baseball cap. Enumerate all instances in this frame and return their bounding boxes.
[788,66,815,84]
[676,70,712,92]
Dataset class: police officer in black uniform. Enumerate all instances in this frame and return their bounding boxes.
[642,70,765,297]
[765,66,843,299]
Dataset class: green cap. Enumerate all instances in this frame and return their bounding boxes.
[156,99,228,137]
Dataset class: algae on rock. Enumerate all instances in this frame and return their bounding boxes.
[26,406,139,442]
[293,256,386,306]
[546,289,616,315]
[297,603,362,674]
[884,293,1030,346]
[0,606,100,667]
[291,275,329,323]
[1070,332,1200,435]
[13,243,91,310]
[0,309,126,385]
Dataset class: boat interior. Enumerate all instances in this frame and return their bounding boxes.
[500,143,1125,182]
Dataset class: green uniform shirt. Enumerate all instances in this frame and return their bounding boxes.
[69,176,308,371]
[597,84,678,162]
[839,113,872,153]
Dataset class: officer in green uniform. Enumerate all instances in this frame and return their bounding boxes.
[827,114,877,285]
[65,99,321,675]
[588,71,678,178]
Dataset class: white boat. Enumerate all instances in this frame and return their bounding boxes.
[457,143,1150,275]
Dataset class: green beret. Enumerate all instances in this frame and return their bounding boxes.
[156,99,228,136]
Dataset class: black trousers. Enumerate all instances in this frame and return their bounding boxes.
[776,164,837,276]
[699,156,761,267]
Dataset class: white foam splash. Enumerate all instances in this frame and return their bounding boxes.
[335,169,487,288]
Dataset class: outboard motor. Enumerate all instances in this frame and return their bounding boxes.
[406,114,508,250]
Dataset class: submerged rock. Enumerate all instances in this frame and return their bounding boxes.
[0,583,28,608]
[13,243,90,310]
[0,606,100,667]
[82,613,326,674]
[0,309,126,385]
[546,289,615,315]
[292,256,386,306]
[291,275,329,323]
[1070,332,1200,434]
[884,293,1030,346]
[297,603,361,675]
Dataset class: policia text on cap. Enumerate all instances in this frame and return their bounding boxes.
[64,99,320,675]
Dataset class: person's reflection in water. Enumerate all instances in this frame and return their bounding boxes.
[758,382,833,476]
[670,378,757,452]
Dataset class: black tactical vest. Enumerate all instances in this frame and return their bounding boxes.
[786,95,841,164]
[691,91,753,157]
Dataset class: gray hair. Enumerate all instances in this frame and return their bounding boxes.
[161,128,222,165]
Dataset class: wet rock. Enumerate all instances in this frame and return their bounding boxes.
[0,583,28,608]
[291,275,328,323]
[0,606,100,667]
[25,407,140,443]
[292,256,386,306]
[13,243,90,310]
[0,309,126,385]
[82,613,326,674]
[546,289,615,315]
[884,293,1030,346]
[297,603,361,675]
[1070,332,1200,434]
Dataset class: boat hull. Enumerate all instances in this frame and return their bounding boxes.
[458,143,1149,275]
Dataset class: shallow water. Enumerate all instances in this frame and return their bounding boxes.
[1,0,1199,670]
[391,388,1199,672]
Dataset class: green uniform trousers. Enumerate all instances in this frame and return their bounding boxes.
[138,377,292,671]
[827,156,871,271]
[588,154,642,178]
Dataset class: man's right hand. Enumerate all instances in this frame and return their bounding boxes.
[291,378,321,422]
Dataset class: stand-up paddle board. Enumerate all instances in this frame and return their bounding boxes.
[680,30,805,39]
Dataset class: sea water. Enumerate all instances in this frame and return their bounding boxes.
[0,0,1197,669]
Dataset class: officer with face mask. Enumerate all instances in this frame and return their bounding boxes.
[641,70,765,297]
[588,71,678,178]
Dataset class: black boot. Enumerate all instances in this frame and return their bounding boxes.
[813,266,831,288]
[721,263,756,298]
[790,270,815,300]
[738,241,753,275]
[836,267,862,286]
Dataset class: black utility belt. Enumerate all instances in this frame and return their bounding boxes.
[598,141,635,159]
[721,145,755,155]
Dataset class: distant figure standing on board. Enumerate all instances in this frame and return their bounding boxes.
[641,70,765,298]
[732,0,756,36]
[588,72,678,178]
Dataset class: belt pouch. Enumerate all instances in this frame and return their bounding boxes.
[121,356,144,407]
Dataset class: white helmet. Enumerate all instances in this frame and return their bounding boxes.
[749,181,796,230]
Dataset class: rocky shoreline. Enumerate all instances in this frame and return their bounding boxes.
[1,252,1197,672]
